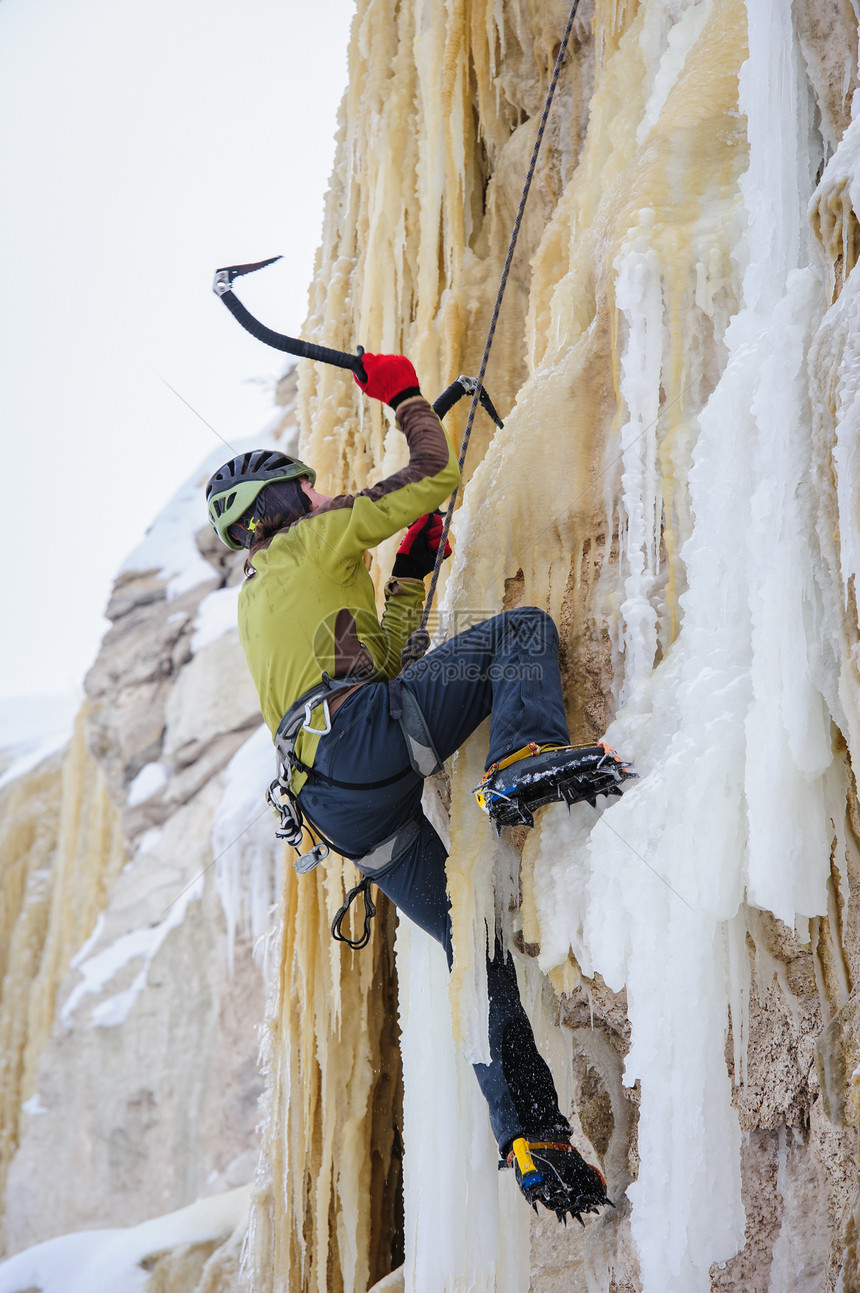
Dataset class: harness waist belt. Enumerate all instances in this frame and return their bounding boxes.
[274,675,364,765]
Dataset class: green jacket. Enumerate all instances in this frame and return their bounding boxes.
[237,396,460,792]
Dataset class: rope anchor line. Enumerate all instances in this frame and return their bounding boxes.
[414,0,582,648]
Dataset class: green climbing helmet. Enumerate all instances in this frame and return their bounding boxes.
[206,449,316,550]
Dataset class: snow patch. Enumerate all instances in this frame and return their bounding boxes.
[0,693,79,750]
[0,1186,250,1293]
[191,584,242,654]
[0,732,70,793]
[61,873,203,1029]
[120,463,218,601]
[126,761,170,806]
[0,693,79,791]
[70,913,106,970]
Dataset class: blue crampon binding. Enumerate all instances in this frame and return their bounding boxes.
[475,742,635,829]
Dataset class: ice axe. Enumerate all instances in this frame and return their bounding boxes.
[213,255,369,382]
[212,255,504,428]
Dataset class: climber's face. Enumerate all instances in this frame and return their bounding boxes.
[300,478,332,511]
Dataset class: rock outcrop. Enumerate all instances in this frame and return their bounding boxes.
[0,374,300,1278]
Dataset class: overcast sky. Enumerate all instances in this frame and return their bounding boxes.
[0,0,354,708]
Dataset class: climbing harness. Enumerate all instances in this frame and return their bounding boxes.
[266,672,359,870]
[266,674,432,947]
[388,675,443,777]
[267,675,432,869]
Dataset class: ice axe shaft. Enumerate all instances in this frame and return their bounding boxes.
[213,256,368,382]
[213,256,505,428]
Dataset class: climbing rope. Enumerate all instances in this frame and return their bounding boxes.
[406,0,583,662]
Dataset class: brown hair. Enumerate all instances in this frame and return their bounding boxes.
[241,478,310,577]
[243,513,302,577]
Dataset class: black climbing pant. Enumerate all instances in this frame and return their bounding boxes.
[297,607,572,1151]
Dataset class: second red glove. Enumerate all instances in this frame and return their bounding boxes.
[392,512,452,580]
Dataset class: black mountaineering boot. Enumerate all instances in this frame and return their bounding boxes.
[474,742,634,829]
[504,1137,613,1224]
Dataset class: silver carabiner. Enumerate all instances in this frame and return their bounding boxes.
[303,697,332,736]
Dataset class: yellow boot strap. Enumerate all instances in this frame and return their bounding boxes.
[505,1140,607,1191]
[506,1138,575,1173]
[509,1137,540,1179]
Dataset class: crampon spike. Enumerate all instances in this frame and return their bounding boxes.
[504,1140,612,1225]
[475,744,635,830]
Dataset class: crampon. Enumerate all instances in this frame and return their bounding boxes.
[503,1138,613,1225]
[474,742,635,830]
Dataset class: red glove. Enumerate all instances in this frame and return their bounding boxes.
[354,353,421,408]
[392,512,452,580]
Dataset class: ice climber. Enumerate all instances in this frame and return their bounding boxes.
[205,352,627,1224]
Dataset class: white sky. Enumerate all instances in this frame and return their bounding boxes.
[0,0,355,706]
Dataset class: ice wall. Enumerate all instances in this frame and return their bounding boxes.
[569,6,836,1282]
[250,0,860,1290]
